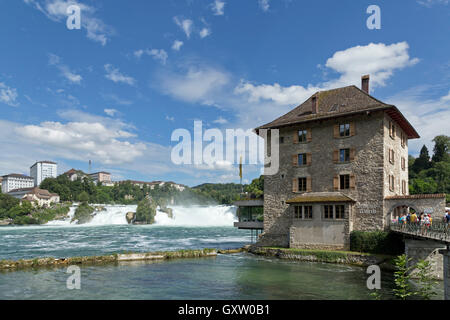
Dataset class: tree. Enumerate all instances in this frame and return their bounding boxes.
[431,135,450,163]
[78,191,89,203]
[412,145,431,173]
[135,197,157,224]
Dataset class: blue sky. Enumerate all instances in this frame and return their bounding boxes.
[0,0,449,186]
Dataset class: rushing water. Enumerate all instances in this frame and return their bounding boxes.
[0,205,444,300]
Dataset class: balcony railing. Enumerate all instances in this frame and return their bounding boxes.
[390,221,450,243]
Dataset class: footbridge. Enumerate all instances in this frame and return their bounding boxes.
[390,222,450,300]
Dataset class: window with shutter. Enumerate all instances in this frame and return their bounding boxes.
[306,177,312,192]
[293,131,299,144]
[292,178,298,193]
[350,123,355,136]
[292,155,298,167]
[306,153,312,166]
[350,148,356,161]
[306,129,312,142]
[333,150,339,163]
[350,174,356,189]
[333,125,339,138]
[333,175,339,190]
[298,177,307,192]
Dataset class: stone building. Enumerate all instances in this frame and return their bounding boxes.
[255,75,445,250]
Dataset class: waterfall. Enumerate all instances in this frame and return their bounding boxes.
[46,204,237,227]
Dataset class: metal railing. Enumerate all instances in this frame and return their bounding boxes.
[390,221,450,243]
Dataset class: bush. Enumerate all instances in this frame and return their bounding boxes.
[135,197,157,224]
[71,203,94,224]
[350,231,404,255]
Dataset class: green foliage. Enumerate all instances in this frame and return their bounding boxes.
[32,205,70,224]
[393,254,414,300]
[411,145,431,173]
[72,203,94,224]
[135,197,157,224]
[77,191,89,203]
[0,193,20,219]
[414,260,438,300]
[431,135,450,163]
[192,183,243,204]
[409,135,450,202]
[350,231,404,255]
[244,175,264,197]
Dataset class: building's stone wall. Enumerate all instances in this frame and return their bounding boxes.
[385,196,446,221]
[382,113,410,227]
[289,204,351,250]
[262,111,387,248]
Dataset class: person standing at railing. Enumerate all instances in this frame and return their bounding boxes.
[411,211,417,224]
[445,210,450,224]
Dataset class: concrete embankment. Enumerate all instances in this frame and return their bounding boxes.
[247,246,396,271]
[0,248,235,271]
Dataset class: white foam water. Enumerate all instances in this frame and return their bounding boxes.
[46,204,237,227]
[155,205,237,227]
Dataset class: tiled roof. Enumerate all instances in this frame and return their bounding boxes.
[8,187,59,199]
[256,85,419,139]
[385,194,446,200]
[2,173,34,179]
[286,192,356,204]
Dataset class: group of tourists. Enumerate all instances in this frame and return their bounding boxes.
[397,211,433,227]
[395,208,450,227]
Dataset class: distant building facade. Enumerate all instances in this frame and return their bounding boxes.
[30,161,57,187]
[1,174,35,193]
[8,187,60,207]
[64,169,87,181]
[89,172,113,186]
[119,180,186,191]
[255,75,445,250]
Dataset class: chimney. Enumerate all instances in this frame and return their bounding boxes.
[361,75,370,93]
[311,96,318,114]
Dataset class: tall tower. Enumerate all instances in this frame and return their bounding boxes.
[88,160,92,174]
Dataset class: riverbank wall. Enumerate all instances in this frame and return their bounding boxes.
[0,248,232,271]
[247,246,396,271]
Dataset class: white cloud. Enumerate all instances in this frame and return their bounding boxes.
[174,17,193,39]
[104,64,135,85]
[211,0,225,15]
[213,117,228,124]
[0,82,19,107]
[16,121,144,165]
[158,65,230,104]
[165,115,175,121]
[259,0,270,11]
[417,0,449,7]
[199,28,211,38]
[104,108,118,117]
[48,53,82,84]
[235,81,319,106]
[134,48,168,64]
[441,90,450,101]
[388,87,450,156]
[24,0,113,46]
[324,42,419,89]
[172,40,184,51]
[147,49,168,65]
[157,42,421,131]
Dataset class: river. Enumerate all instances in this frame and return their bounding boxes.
[0,205,443,299]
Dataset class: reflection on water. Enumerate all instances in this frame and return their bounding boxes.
[0,253,406,300]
